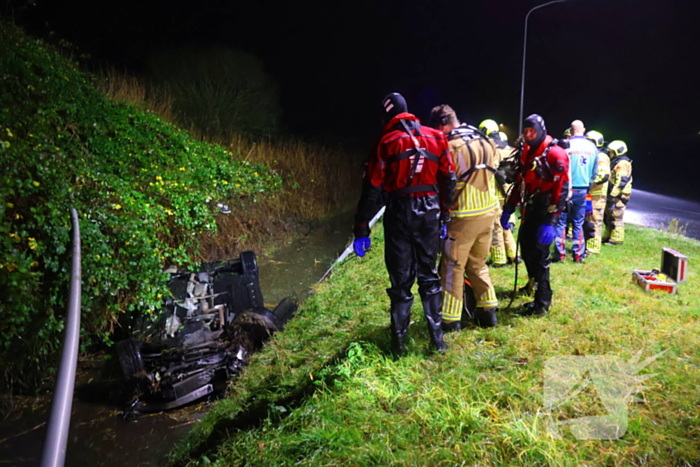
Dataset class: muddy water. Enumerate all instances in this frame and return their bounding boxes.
[0,355,210,467]
[257,210,356,305]
[0,210,355,467]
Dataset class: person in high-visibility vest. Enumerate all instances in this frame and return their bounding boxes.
[603,140,633,245]
[584,130,610,254]
[430,106,500,330]
[478,119,519,268]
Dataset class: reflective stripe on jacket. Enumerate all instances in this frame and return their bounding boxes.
[609,156,632,198]
[354,113,456,236]
[448,127,499,218]
[590,150,610,196]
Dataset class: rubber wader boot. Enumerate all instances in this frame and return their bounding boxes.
[390,297,413,357]
[422,293,448,353]
[475,307,498,328]
[518,301,549,316]
[442,320,462,333]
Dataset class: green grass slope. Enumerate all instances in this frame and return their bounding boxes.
[170,224,699,466]
[0,22,280,391]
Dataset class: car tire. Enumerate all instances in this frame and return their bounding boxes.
[240,250,258,276]
[116,339,146,382]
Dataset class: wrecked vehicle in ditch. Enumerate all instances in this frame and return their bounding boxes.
[116,251,296,412]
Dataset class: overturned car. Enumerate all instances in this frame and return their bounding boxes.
[116,251,296,412]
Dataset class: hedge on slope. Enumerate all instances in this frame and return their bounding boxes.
[0,22,281,392]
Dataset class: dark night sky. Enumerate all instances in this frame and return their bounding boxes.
[10,0,700,198]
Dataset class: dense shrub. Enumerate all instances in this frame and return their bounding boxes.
[0,22,281,391]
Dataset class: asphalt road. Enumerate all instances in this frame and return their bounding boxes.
[625,189,700,241]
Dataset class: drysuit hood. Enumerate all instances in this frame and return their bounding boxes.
[381,92,408,123]
[524,114,546,150]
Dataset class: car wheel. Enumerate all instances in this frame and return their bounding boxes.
[116,339,146,381]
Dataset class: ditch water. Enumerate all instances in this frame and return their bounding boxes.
[0,210,355,467]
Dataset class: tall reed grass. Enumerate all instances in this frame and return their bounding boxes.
[96,68,176,123]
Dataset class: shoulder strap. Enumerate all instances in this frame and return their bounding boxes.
[399,119,424,189]
[457,136,499,183]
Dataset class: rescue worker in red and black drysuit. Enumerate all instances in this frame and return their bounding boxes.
[353,93,456,356]
[501,114,570,316]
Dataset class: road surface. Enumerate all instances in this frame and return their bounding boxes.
[625,189,700,241]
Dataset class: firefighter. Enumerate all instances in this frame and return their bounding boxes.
[584,130,610,254]
[478,119,518,268]
[430,107,500,330]
[501,114,570,316]
[353,93,456,355]
[553,120,598,263]
[603,140,633,245]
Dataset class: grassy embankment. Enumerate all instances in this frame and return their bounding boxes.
[95,66,361,258]
[0,22,360,395]
[170,224,699,466]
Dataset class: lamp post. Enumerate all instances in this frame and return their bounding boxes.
[518,0,568,135]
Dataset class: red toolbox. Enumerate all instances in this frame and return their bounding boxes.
[632,247,688,294]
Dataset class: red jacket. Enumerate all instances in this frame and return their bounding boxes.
[507,135,570,222]
[354,113,455,236]
[370,113,454,196]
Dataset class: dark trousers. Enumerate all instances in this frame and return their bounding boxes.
[519,205,553,308]
[383,194,443,343]
[554,189,587,259]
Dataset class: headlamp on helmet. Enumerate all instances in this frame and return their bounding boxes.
[607,140,628,157]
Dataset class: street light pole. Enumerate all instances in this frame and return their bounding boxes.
[518,0,568,136]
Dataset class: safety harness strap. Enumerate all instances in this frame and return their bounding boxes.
[389,148,440,164]
[392,184,438,196]
[455,136,507,197]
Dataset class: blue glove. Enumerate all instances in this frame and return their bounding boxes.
[585,199,593,218]
[500,208,513,230]
[440,223,448,240]
[353,237,371,257]
[537,224,556,245]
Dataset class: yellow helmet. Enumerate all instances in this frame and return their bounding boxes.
[563,128,571,137]
[585,130,605,148]
[498,131,509,144]
[607,140,628,156]
[478,119,499,136]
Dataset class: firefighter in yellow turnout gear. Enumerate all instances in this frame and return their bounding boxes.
[478,120,518,267]
[430,106,499,330]
[603,140,633,244]
[585,130,610,254]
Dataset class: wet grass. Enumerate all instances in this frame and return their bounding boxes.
[169,224,700,466]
